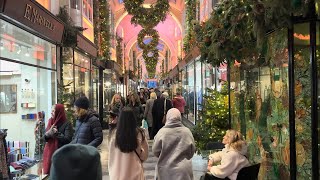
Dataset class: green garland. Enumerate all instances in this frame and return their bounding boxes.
[123,0,169,29]
[137,28,159,50]
[183,0,197,52]
[124,0,169,78]
[116,36,123,67]
[194,0,310,67]
[98,0,111,59]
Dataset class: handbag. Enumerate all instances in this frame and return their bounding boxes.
[162,99,167,124]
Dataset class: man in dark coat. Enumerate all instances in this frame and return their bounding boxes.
[151,92,173,138]
[71,96,103,148]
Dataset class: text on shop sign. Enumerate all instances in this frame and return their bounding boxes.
[24,4,55,31]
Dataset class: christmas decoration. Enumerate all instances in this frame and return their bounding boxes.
[137,28,159,50]
[116,36,123,67]
[123,0,169,77]
[194,0,310,66]
[97,0,111,59]
[56,7,86,47]
[192,85,229,154]
[183,0,197,52]
[123,0,169,29]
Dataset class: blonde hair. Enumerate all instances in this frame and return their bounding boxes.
[226,129,246,151]
[111,93,121,105]
[150,92,157,100]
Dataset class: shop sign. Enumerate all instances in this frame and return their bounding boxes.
[77,34,97,58]
[1,0,64,43]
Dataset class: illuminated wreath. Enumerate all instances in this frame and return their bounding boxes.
[138,28,159,50]
[124,0,169,28]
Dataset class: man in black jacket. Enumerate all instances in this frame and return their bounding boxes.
[71,96,103,147]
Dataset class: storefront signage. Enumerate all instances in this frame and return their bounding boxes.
[23,4,55,31]
[77,34,97,58]
[0,0,64,43]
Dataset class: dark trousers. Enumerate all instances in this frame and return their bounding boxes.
[148,127,153,139]
[200,173,230,180]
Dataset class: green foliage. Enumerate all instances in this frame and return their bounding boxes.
[56,6,86,47]
[116,35,123,67]
[183,0,197,52]
[192,85,229,153]
[194,0,311,66]
[57,81,76,126]
[99,0,111,59]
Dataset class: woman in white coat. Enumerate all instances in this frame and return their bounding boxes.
[152,108,196,180]
[203,130,249,180]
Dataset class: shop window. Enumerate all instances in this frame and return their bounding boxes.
[71,0,80,10]
[83,0,93,22]
[293,23,312,179]
[0,20,56,69]
[230,29,290,179]
[0,60,56,161]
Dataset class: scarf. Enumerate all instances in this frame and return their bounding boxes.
[43,104,67,174]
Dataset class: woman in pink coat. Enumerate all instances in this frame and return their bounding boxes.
[108,107,148,180]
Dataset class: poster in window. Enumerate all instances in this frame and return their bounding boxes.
[0,84,17,113]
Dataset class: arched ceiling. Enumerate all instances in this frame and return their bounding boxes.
[111,0,185,79]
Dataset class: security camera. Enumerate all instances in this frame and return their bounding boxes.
[25,79,31,83]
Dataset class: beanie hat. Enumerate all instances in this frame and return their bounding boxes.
[50,144,102,180]
[74,96,90,110]
[166,108,181,124]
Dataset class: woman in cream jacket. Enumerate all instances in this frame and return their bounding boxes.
[108,107,148,180]
[206,130,249,180]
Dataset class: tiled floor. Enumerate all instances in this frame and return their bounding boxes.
[99,130,207,180]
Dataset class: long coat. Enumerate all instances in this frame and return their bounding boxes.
[151,98,172,137]
[152,119,195,180]
[143,99,155,127]
[108,129,148,180]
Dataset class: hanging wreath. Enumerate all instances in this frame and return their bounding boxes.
[124,0,169,28]
[138,28,159,50]
[142,48,159,60]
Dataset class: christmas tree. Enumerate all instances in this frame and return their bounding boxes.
[192,84,229,153]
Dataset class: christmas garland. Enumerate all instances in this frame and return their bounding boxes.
[124,0,169,78]
[123,0,169,29]
[137,28,159,51]
[194,0,310,66]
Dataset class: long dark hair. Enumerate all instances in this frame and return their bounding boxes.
[115,107,144,152]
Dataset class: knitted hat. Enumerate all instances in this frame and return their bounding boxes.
[74,96,90,110]
[50,144,102,180]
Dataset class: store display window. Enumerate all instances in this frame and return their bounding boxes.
[186,61,195,124]
[0,20,57,163]
[91,66,99,111]
[230,29,290,179]
[0,20,56,69]
[74,51,90,98]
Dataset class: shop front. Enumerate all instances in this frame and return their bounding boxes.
[61,33,98,123]
[229,22,319,179]
[0,0,64,178]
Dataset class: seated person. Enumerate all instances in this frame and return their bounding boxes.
[203,129,249,180]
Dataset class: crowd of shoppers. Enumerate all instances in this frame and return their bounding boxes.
[32,88,250,180]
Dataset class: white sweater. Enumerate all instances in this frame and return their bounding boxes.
[208,145,249,180]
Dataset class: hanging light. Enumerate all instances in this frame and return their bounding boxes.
[25,47,30,57]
